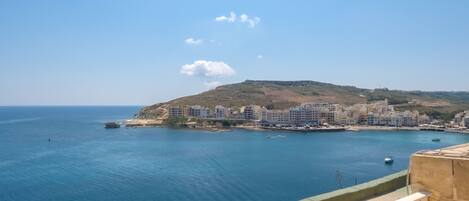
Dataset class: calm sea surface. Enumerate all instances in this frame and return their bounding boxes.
[1,106,469,201]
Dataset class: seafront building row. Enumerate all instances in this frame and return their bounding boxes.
[166,99,457,128]
[451,110,469,128]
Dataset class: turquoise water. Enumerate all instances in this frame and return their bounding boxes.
[1,106,469,201]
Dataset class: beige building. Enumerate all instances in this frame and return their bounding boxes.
[419,114,431,125]
[260,110,290,124]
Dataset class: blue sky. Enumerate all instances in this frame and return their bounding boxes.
[1,0,469,105]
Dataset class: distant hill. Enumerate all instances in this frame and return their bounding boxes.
[137,80,469,121]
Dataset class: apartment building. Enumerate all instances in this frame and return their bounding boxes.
[188,105,209,118]
[289,105,320,126]
[261,110,290,124]
[168,106,185,118]
[215,105,226,119]
[464,117,469,128]
[243,105,256,120]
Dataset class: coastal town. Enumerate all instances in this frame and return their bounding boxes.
[126,99,469,133]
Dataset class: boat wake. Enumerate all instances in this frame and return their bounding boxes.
[0,117,41,125]
[266,135,286,139]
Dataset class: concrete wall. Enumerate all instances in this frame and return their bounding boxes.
[410,155,469,201]
[301,170,408,201]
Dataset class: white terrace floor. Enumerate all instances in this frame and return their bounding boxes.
[367,187,408,201]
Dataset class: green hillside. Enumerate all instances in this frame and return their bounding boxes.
[137,80,469,121]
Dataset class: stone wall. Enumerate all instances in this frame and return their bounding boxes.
[301,170,408,201]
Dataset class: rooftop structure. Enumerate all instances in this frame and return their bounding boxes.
[409,143,469,201]
[413,143,469,159]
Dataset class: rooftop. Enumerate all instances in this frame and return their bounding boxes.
[414,143,469,159]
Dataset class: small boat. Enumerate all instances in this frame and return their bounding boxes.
[105,122,120,129]
[432,138,441,142]
[384,156,394,164]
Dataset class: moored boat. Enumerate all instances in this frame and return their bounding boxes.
[384,156,394,164]
[104,122,120,129]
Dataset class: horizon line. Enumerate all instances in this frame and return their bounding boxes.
[0,105,145,107]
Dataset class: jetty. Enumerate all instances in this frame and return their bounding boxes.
[419,127,445,132]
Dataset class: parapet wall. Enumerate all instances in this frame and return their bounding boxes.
[410,145,469,201]
[300,170,408,201]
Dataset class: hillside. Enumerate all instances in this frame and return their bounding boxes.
[137,80,469,121]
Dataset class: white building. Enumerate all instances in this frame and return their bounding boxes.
[367,112,380,125]
[188,105,209,118]
[215,105,226,119]
[389,112,403,127]
[464,117,469,129]
[402,110,418,127]
[388,110,418,127]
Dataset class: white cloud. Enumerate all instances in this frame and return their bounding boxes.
[239,14,261,28]
[240,14,260,28]
[215,12,260,28]
[215,12,236,23]
[257,55,263,59]
[204,81,222,89]
[180,60,236,77]
[185,38,203,45]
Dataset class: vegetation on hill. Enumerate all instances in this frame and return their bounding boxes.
[137,80,469,122]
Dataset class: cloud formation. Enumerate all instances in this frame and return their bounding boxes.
[184,38,203,45]
[214,12,260,28]
[180,60,236,77]
[215,12,236,23]
[257,55,263,59]
[240,14,261,28]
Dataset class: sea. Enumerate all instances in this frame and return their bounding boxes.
[1,106,468,201]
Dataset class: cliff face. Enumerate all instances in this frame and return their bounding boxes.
[137,80,469,121]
